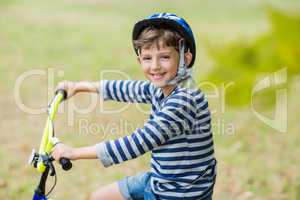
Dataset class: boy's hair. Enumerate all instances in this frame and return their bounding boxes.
[133,27,184,53]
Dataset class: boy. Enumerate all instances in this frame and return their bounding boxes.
[52,13,217,200]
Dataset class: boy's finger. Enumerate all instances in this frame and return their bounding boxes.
[55,81,67,91]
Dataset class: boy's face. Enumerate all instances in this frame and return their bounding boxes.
[138,41,179,88]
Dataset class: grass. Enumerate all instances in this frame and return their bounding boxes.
[0,0,299,199]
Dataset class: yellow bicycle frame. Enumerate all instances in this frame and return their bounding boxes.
[37,92,64,173]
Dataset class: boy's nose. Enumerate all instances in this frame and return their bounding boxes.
[151,58,161,71]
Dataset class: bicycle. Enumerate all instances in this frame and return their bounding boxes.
[28,90,72,200]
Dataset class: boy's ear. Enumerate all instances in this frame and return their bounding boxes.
[184,51,193,66]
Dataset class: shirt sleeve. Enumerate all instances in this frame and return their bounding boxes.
[98,80,155,104]
[95,95,197,167]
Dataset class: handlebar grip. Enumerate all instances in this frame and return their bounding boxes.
[59,158,72,171]
[55,89,68,101]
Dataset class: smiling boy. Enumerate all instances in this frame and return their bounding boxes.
[52,13,217,200]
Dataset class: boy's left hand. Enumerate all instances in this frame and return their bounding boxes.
[51,143,76,161]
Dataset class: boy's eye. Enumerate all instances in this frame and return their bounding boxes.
[162,56,170,59]
[142,57,151,61]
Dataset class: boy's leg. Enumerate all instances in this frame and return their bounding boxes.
[118,172,151,200]
[90,172,151,200]
[89,182,124,200]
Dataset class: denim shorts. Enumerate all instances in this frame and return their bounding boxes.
[118,172,156,200]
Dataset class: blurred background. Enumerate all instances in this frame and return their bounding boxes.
[0,0,299,199]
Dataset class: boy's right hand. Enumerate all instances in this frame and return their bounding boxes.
[55,81,77,100]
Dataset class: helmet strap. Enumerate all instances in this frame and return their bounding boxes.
[166,39,191,85]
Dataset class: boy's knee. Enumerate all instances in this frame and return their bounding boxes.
[89,183,123,200]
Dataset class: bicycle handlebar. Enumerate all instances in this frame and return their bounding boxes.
[54,89,72,171]
[55,89,68,101]
[34,89,72,172]
[59,158,72,171]
[30,89,73,199]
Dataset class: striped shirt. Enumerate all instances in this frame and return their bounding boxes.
[96,80,216,199]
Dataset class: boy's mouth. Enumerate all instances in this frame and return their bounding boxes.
[151,73,166,81]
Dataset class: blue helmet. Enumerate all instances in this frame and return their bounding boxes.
[132,13,196,68]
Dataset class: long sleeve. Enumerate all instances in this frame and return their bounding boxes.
[95,94,197,167]
[99,80,155,104]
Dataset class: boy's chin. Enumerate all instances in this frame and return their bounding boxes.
[151,81,168,88]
